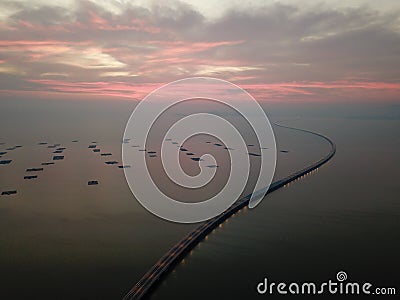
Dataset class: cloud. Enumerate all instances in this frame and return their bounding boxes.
[0,0,399,101]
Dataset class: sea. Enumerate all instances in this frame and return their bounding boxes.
[0,98,399,299]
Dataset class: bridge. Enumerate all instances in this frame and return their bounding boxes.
[123,123,336,300]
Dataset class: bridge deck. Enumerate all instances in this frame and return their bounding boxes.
[123,123,336,300]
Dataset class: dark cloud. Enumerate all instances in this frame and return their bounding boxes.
[198,4,400,81]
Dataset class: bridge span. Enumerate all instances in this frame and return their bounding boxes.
[123,123,336,300]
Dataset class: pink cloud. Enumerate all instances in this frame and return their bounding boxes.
[27,79,161,100]
[88,9,109,27]
[242,81,400,92]
[4,5,162,35]
[73,5,162,33]
[19,79,400,102]
[146,40,244,58]
[0,40,89,47]
[241,81,400,100]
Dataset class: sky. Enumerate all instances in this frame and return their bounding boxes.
[0,0,399,102]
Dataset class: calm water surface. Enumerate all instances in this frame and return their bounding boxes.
[0,99,398,299]
[151,106,400,300]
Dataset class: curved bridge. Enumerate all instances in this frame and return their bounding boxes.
[123,123,336,300]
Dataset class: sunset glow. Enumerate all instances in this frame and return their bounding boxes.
[0,0,399,101]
